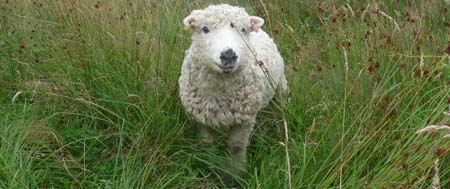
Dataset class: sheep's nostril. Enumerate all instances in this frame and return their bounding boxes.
[220,49,238,65]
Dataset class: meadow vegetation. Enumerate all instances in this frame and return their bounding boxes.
[0,0,449,188]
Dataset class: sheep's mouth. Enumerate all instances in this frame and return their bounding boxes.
[218,65,236,73]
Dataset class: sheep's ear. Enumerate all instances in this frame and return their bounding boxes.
[249,16,264,32]
[183,15,197,30]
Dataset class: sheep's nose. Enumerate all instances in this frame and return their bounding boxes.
[220,49,238,65]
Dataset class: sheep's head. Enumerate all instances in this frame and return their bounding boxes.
[183,4,264,74]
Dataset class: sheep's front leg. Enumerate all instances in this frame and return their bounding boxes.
[228,124,254,175]
[198,125,214,145]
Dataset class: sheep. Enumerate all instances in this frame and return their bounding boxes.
[178,4,288,181]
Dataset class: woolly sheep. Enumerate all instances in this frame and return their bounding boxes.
[179,4,288,180]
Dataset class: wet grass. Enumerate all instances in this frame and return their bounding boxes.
[0,0,449,188]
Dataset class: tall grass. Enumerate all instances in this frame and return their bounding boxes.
[1,0,449,188]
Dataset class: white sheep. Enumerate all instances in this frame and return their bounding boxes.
[179,4,288,180]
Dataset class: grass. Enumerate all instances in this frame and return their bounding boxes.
[1,0,449,188]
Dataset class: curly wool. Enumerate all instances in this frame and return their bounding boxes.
[179,4,288,129]
[186,5,250,33]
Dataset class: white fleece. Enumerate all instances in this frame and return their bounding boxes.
[179,4,288,129]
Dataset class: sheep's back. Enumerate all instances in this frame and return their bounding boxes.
[249,30,285,98]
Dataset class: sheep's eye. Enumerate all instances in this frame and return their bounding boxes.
[230,22,235,28]
[241,28,246,32]
[202,26,210,33]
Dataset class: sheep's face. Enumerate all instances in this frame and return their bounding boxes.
[183,5,264,74]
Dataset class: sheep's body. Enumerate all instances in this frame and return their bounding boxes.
[178,4,288,182]
[179,31,287,129]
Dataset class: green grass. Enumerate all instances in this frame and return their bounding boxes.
[1,0,449,188]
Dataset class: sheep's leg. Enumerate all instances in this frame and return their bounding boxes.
[198,125,214,145]
[276,76,290,106]
[228,124,254,175]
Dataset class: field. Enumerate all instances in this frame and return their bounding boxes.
[1,0,449,188]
